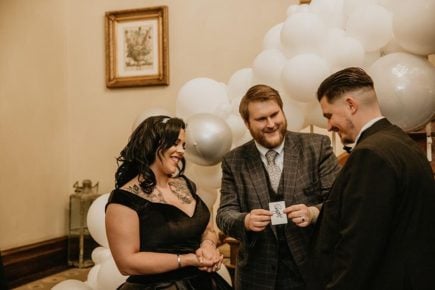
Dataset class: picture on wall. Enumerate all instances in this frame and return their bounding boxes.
[105,6,169,88]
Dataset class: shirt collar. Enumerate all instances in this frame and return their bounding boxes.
[255,139,285,157]
[354,116,385,144]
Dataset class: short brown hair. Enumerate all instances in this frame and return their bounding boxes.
[239,84,283,122]
[317,67,374,103]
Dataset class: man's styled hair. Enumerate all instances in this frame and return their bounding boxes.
[317,67,374,103]
[239,84,283,122]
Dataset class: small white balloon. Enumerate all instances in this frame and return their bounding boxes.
[346,3,393,52]
[185,114,233,166]
[369,52,435,131]
[282,100,305,132]
[87,193,110,248]
[227,68,254,100]
[392,0,435,55]
[263,23,284,51]
[309,0,345,28]
[286,4,310,16]
[189,163,223,190]
[362,50,381,70]
[304,102,328,129]
[97,257,128,290]
[226,113,247,145]
[85,264,101,290]
[323,31,365,72]
[252,49,287,89]
[281,53,330,103]
[52,279,92,290]
[281,11,327,57]
[91,246,112,265]
[176,78,230,120]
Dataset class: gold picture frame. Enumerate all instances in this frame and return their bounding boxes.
[105,6,169,88]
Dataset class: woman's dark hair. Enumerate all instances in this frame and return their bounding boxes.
[115,115,186,194]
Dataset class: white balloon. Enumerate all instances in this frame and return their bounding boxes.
[91,246,112,264]
[362,50,381,70]
[304,101,328,129]
[189,163,222,190]
[263,23,284,51]
[232,130,253,148]
[87,193,110,248]
[86,264,101,290]
[369,52,435,131]
[286,4,310,16]
[323,31,365,72]
[132,107,171,132]
[197,187,218,210]
[227,68,254,100]
[176,78,230,120]
[281,11,327,57]
[185,114,233,166]
[346,3,393,52]
[282,100,305,131]
[96,257,127,290]
[252,49,287,89]
[381,37,407,56]
[52,279,92,290]
[225,113,247,145]
[309,0,345,28]
[281,53,330,103]
[392,0,435,55]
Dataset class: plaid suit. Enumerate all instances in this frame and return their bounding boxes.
[216,131,340,290]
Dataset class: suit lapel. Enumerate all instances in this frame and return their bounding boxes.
[282,132,300,205]
[245,142,270,209]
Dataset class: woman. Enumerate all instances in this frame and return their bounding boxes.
[106,115,232,290]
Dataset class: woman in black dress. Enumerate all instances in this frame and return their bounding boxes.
[105,115,232,290]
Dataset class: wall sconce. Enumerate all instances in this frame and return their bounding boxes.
[68,179,100,268]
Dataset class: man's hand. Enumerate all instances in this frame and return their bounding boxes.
[244,209,273,231]
[284,204,319,227]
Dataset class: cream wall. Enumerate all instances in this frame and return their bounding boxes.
[0,0,297,250]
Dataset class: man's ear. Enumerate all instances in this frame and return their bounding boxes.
[344,96,358,115]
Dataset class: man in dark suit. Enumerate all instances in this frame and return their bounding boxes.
[307,67,435,290]
[216,84,340,290]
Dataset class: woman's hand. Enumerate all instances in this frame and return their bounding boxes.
[195,240,223,272]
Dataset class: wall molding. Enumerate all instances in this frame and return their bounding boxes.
[2,236,69,288]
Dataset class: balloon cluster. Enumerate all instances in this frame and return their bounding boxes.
[173,0,435,205]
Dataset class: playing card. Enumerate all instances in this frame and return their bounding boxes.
[269,201,287,225]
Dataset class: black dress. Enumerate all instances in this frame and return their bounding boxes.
[106,176,232,290]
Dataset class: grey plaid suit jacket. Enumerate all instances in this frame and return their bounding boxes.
[216,131,340,290]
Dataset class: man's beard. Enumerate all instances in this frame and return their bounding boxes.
[249,120,287,148]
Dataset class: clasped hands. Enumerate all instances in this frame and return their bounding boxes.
[195,241,223,272]
[244,204,319,232]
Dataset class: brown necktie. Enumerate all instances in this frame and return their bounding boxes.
[265,150,281,192]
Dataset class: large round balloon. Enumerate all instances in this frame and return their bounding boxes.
[185,113,233,166]
[96,257,127,290]
[87,193,110,248]
[346,3,393,52]
[227,68,254,100]
[176,78,230,120]
[281,53,330,103]
[263,23,284,51]
[392,0,435,55]
[281,11,327,57]
[52,279,92,290]
[252,48,287,89]
[369,52,435,131]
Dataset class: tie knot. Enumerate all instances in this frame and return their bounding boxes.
[265,150,278,165]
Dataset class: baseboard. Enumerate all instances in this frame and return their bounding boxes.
[2,236,70,288]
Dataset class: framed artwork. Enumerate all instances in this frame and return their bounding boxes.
[105,6,169,88]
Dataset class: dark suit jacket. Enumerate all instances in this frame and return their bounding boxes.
[307,119,435,290]
[216,131,340,290]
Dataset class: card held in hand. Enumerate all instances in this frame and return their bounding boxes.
[269,201,288,225]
